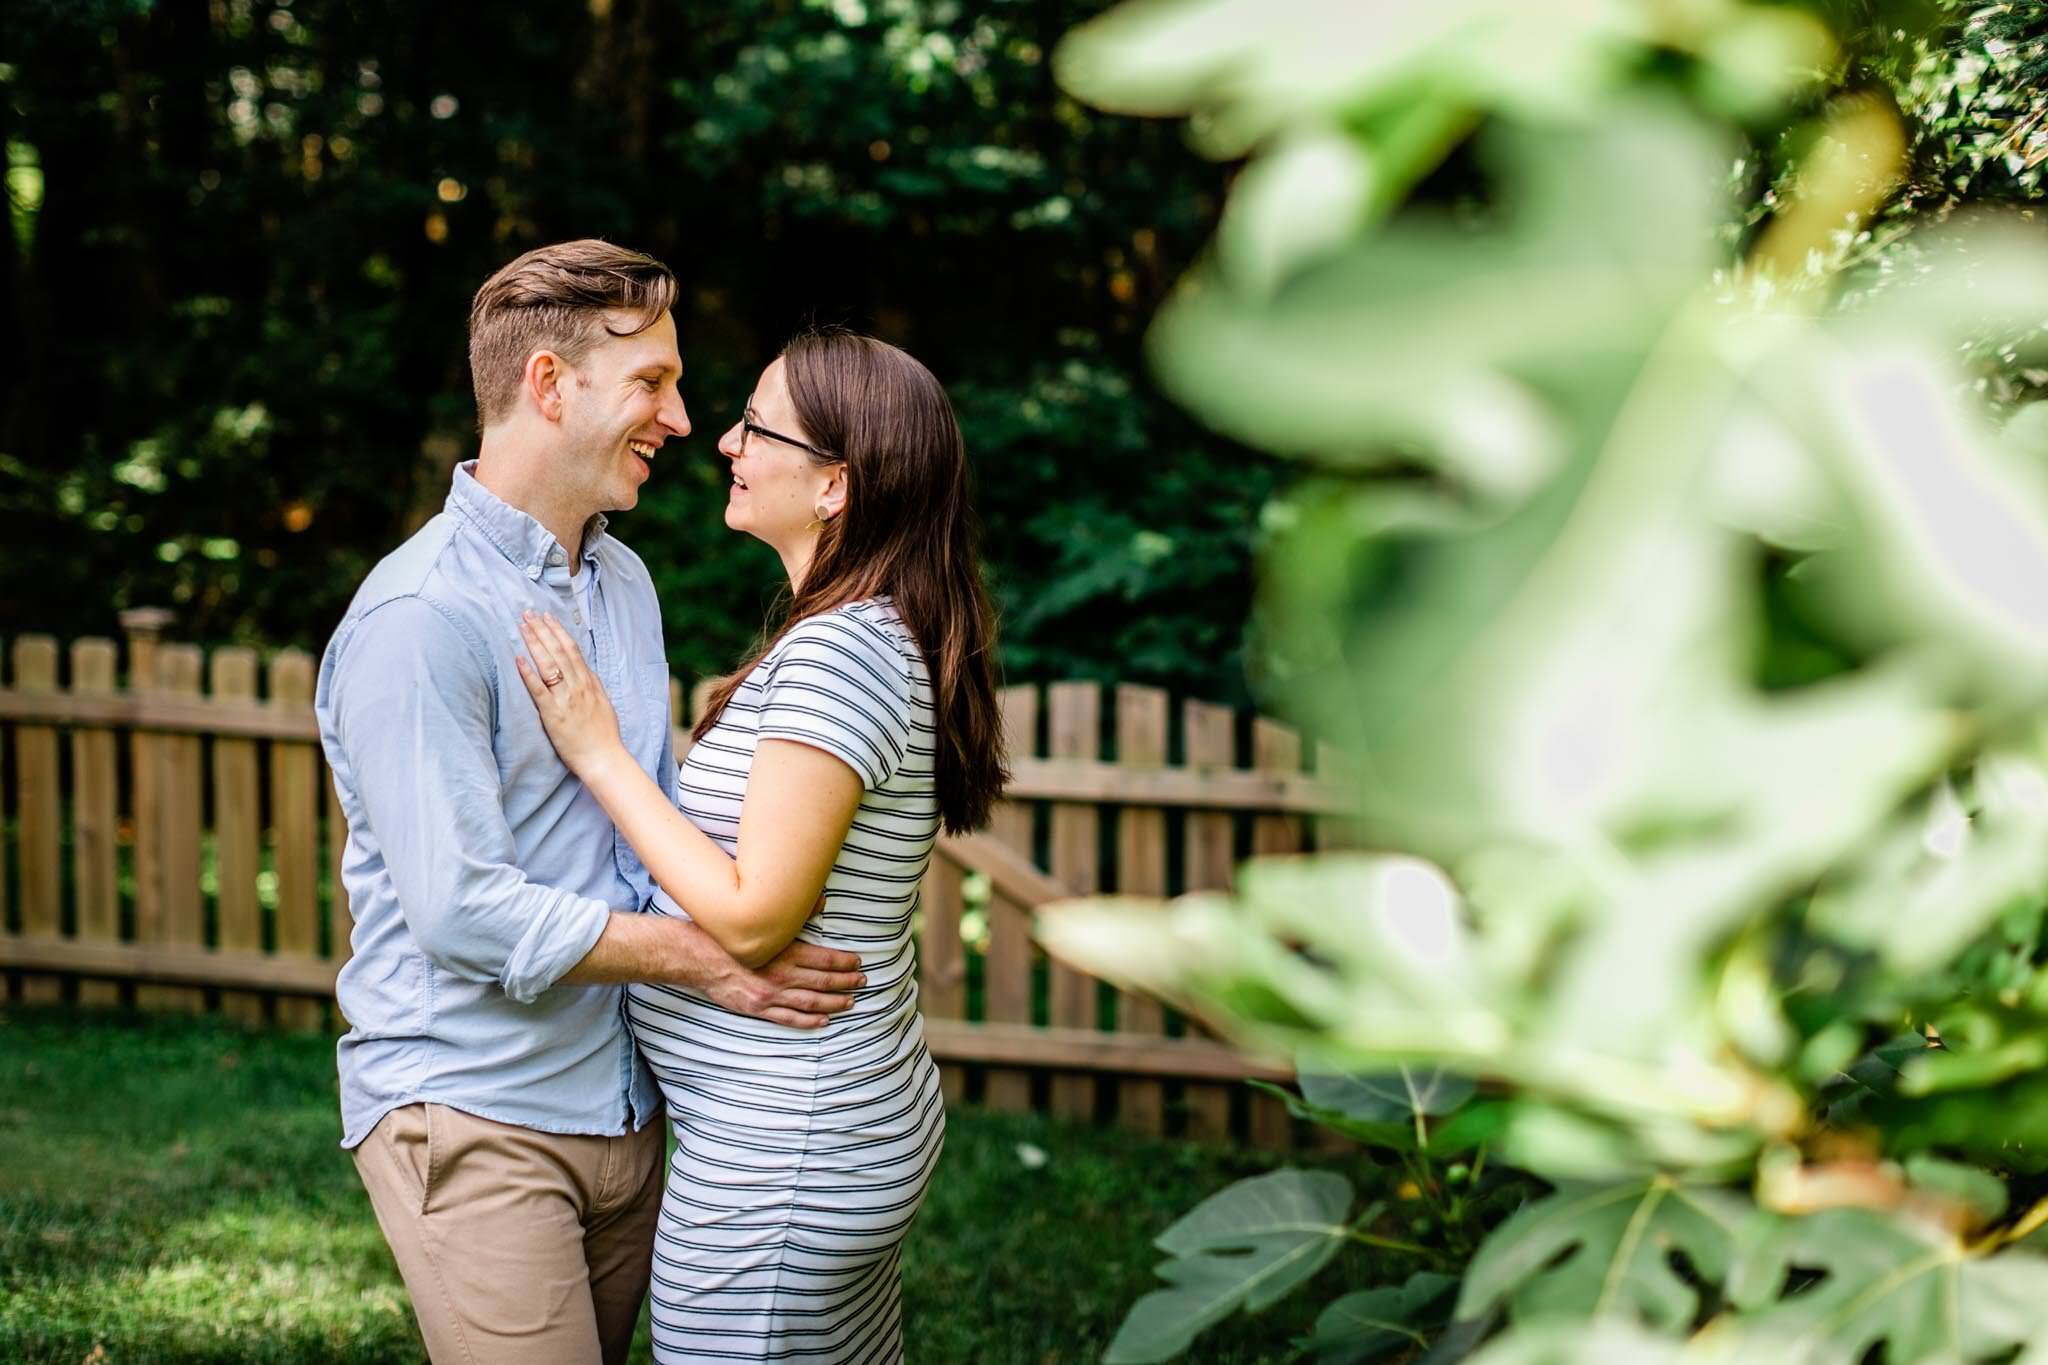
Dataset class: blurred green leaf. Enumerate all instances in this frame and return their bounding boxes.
[1457,1176,1752,1329]
[1728,1208,2048,1363]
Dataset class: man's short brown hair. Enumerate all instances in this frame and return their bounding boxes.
[468,240,678,429]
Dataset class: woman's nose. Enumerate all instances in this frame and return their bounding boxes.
[717,422,744,458]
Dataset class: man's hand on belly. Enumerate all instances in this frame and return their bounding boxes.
[712,939,867,1028]
[563,910,862,1026]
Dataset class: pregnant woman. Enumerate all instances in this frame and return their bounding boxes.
[512,326,1006,1363]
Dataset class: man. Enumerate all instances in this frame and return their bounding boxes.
[314,240,864,1365]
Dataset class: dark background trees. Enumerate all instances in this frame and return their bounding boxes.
[0,0,1275,699]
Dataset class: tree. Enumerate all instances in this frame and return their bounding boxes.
[1036,0,2048,1359]
[1,0,1272,700]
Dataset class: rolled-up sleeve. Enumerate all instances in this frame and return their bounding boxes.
[330,595,609,1003]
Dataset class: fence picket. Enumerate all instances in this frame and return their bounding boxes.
[1248,719,1305,1151]
[70,639,120,1007]
[1046,682,1101,1120]
[269,650,321,1029]
[126,620,168,1010]
[14,637,61,1002]
[1114,685,1168,1136]
[155,645,207,1013]
[983,685,1038,1112]
[211,648,264,1023]
[1181,698,1236,1142]
[919,855,967,1104]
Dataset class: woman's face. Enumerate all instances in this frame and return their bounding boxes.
[718,358,840,551]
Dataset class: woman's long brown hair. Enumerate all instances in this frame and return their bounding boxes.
[692,328,1008,833]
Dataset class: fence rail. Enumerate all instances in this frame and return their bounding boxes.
[0,617,1358,1147]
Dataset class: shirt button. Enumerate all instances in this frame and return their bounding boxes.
[546,548,566,567]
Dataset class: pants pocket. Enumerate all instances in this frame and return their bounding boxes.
[374,1103,433,1215]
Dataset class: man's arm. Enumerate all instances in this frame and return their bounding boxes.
[560,912,866,1029]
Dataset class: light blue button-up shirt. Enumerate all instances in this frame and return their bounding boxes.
[316,462,670,1148]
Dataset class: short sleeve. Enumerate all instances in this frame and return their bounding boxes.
[756,612,913,790]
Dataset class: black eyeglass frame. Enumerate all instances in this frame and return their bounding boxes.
[741,407,838,462]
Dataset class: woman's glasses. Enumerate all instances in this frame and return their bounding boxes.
[742,407,837,462]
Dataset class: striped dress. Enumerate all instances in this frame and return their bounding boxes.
[627,597,946,1364]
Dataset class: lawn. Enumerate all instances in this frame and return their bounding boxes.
[0,1007,1396,1363]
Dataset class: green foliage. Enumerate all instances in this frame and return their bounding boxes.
[1727,1208,2048,1363]
[1035,0,2048,1359]
[0,0,1267,701]
[1302,1271,1458,1364]
[1458,1177,1749,1330]
[1104,1170,1356,1363]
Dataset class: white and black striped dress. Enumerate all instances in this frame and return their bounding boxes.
[627,597,945,1364]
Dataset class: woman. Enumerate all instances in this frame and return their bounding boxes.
[512,326,1006,1363]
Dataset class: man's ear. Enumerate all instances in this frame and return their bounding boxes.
[817,465,848,519]
[522,350,567,424]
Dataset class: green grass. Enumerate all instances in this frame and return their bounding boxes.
[0,1007,1400,1363]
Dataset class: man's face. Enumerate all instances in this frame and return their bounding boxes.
[556,309,689,514]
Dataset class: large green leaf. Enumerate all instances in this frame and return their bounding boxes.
[1103,1169,1356,1364]
[1053,0,1829,162]
[1728,1208,2048,1364]
[1250,1080,1422,1153]
[1041,853,1801,1175]
[1305,1271,1460,1364]
[1302,1065,1478,1124]
[1458,1176,1752,1330]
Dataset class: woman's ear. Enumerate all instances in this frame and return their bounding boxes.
[817,465,848,519]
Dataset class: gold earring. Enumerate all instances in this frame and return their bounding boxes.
[806,504,830,532]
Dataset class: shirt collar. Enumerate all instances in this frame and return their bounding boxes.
[446,460,608,581]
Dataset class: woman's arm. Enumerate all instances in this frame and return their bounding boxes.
[515,612,863,968]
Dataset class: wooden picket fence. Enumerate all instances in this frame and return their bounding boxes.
[0,614,1359,1147]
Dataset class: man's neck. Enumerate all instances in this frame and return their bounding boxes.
[474,433,595,569]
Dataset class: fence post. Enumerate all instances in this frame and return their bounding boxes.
[70,638,120,1007]
[14,636,62,1003]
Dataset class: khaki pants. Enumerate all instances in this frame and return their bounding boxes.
[353,1102,664,1365]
